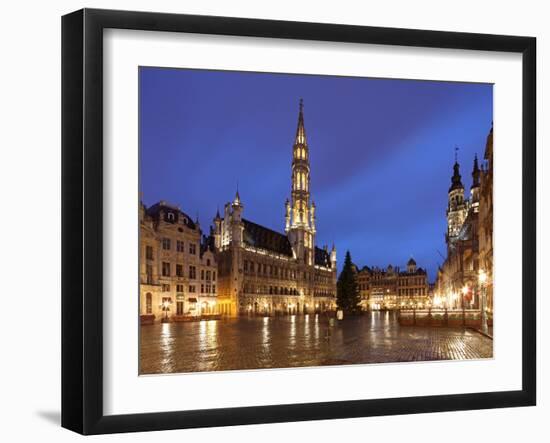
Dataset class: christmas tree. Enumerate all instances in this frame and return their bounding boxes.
[336,250,362,314]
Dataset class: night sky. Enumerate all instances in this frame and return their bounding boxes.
[139,67,493,281]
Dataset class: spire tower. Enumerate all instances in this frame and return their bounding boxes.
[287,99,315,265]
[446,149,467,250]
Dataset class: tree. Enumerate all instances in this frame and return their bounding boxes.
[336,251,362,314]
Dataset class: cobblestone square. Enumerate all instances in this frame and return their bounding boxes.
[140,312,493,374]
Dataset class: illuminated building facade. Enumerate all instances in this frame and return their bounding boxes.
[478,128,494,320]
[435,126,493,313]
[139,201,218,323]
[357,259,430,310]
[213,100,337,316]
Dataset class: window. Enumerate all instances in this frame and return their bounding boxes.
[189,243,196,255]
[146,264,153,284]
[176,240,184,252]
[206,270,211,281]
[212,271,216,281]
[162,262,170,277]
[167,212,175,222]
[162,238,171,250]
[176,301,184,315]
[145,245,153,260]
[176,284,184,293]
[206,259,211,266]
[201,269,205,280]
[176,264,183,277]
[189,266,196,279]
[212,285,216,294]
[201,284,205,293]
[189,285,196,293]
[162,284,170,292]
[145,293,152,314]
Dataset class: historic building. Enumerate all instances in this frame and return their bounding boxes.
[478,127,494,319]
[435,127,493,315]
[357,258,430,310]
[212,100,337,316]
[139,201,218,323]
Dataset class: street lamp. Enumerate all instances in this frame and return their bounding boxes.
[160,300,171,322]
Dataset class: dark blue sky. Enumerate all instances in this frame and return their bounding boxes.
[139,67,492,281]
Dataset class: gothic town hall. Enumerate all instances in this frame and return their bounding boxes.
[213,100,337,316]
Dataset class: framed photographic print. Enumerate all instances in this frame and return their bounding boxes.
[61,8,536,435]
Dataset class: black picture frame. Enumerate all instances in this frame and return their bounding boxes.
[62,8,536,435]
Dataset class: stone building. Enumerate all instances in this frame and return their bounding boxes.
[435,127,493,314]
[357,258,429,310]
[478,127,494,317]
[397,258,430,309]
[139,201,218,323]
[212,100,337,316]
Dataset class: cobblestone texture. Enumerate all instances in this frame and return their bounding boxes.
[140,312,493,374]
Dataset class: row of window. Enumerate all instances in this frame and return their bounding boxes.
[161,283,216,294]
[313,290,334,298]
[359,283,427,295]
[159,239,197,255]
[398,278,426,286]
[243,260,330,283]
[360,277,426,286]
[243,284,300,296]
[155,263,216,280]
[294,146,307,160]
[244,260,297,279]
[293,170,309,191]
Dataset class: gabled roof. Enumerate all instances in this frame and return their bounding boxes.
[241,218,333,268]
[242,219,293,257]
[146,202,196,229]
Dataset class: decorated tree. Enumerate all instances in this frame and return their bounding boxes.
[336,251,362,313]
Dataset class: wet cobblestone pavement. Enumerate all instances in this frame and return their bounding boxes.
[140,312,493,374]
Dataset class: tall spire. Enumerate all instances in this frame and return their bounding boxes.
[295,98,307,145]
[233,182,241,206]
[288,99,314,264]
[449,148,464,192]
[471,154,480,188]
